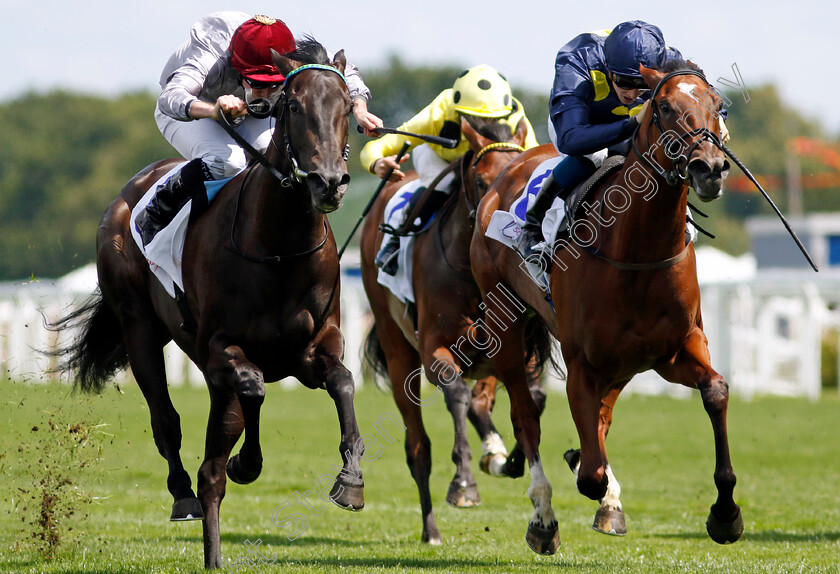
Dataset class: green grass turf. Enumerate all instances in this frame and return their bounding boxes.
[1,378,839,573]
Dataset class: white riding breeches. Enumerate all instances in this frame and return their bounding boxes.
[155,103,274,180]
[412,144,457,190]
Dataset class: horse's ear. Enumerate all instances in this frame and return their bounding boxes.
[271,48,300,78]
[639,64,664,91]
[512,118,529,147]
[332,49,346,75]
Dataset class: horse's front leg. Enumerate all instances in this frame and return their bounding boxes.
[300,324,365,511]
[564,384,628,536]
[656,329,743,544]
[206,334,265,485]
[423,346,480,508]
[565,360,610,503]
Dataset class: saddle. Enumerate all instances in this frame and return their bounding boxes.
[554,154,625,238]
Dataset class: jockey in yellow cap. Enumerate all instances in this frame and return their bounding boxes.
[361,64,539,275]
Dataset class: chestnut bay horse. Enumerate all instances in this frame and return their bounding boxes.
[470,61,741,554]
[360,116,552,543]
[51,41,363,569]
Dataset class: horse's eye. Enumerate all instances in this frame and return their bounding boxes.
[659,101,671,114]
[289,101,301,113]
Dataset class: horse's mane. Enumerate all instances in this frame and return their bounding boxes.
[656,58,705,77]
[285,35,331,65]
[463,114,514,143]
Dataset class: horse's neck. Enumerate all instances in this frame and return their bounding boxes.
[601,148,688,263]
[246,168,324,252]
[440,182,475,259]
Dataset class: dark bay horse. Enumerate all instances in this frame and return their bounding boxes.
[360,116,551,543]
[470,61,741,554]
[51,41,363,568]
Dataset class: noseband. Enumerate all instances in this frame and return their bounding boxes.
[633,69,722,186]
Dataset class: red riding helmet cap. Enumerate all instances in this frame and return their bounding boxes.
[229,15,296,83]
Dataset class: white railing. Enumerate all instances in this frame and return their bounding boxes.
[3,252,839,399]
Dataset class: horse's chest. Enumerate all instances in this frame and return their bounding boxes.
[573,283,696,372]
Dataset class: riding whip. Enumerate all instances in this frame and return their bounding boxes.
[721,143,819,272]
[357,125,458,149]
[338,141,412,260]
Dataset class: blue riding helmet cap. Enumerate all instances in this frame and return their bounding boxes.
[603,20,667,79]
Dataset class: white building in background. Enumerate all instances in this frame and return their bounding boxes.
[2,230,840,399]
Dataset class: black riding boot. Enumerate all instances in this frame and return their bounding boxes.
[518,173,565,257]
[134,158,213,246]
[376,186,452,276]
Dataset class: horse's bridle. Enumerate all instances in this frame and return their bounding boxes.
[461,141,525,221]
[632,69,722,186]
[271,64,350,187]
[220,63,349,189]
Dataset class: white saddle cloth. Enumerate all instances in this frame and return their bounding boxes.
[129,163,238,298]
[376,180,424,304]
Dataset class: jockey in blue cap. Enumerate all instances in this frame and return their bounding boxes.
[519,21,726,255]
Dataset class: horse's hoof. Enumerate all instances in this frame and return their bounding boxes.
[593,507,626,536]
[226,453,262,485]
[706,505,743,544]
[170,497,204,521]
[525,522,560,555]
[330,480,365,511]
[563,448,580,472]
[500,448,526,479]
[480,452,508,477]
[446,480,480,508]
[422,528,442,546]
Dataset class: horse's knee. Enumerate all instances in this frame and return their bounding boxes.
[577,465,608,501]
[234,367,265,401]
[442,382,471,412]
[699,376,729,414]
[529,386,547,415]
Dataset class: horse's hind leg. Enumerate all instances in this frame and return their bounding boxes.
[197,386,244,569]
[424,346,480,508]
[499,366,547,479]
[657,331,743,544]
[471,377,510,477]
[122,316,202,520]
[386,332,441,543]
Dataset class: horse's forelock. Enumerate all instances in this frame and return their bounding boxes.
[463,115,514,143]
[655,58,705,77]
[285,35,331,65]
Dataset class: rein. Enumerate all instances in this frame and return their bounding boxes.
[226,165,330,263]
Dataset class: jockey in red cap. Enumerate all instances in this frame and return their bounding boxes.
[135,11,382,246]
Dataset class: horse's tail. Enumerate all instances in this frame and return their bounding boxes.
[523,315,560,381]
[47,289,128,394]
[363,323,392,392]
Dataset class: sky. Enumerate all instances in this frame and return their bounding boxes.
[5,0,839,135]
